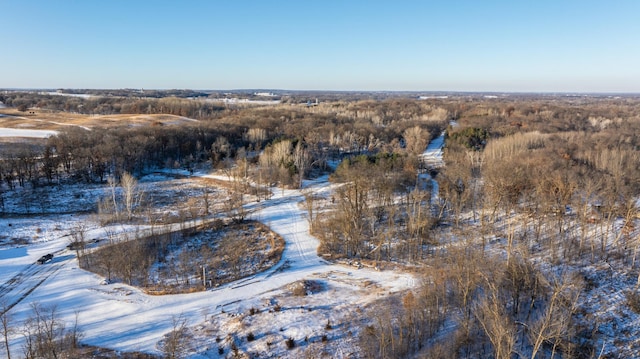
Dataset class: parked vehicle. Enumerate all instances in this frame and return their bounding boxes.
[37,253,53,264]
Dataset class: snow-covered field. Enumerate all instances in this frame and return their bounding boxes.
[0,127,58,138]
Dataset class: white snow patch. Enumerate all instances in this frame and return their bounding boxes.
[0,127,58,138]
[44,92,95,99]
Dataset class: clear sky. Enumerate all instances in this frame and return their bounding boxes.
[2,0,639,92]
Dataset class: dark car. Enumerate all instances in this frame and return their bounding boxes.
[37,253,53,264]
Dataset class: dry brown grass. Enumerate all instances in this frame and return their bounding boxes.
[484,131,547,161]
[0,108,198,131]
[145,286,204,296]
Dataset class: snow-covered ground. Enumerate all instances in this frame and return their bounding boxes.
[1,111,638,356]
[1,174,416,357]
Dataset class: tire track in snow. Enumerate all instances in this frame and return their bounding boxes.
[291,202,307,261]
[0,248,70,315]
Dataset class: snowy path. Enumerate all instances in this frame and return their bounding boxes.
[418,130,446,208]
[419,130,445,168]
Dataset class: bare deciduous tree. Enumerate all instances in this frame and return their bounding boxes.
[528,272,583,359]
[22,303,71,359]
[70,222,89,267]
[475,291,516,359]
[1,301,13,359]
[403,125,428,156]
[107,175,119,220]
[121,172,140,221]
[161,314,192,359]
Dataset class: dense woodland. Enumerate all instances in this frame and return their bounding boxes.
[2,91,640,358]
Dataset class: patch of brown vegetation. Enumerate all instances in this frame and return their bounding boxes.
[65,345,160,359]
[82,220,285,295]
[0,108,197,131]
[288,280,323,297]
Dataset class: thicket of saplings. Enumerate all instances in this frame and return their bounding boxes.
[77,220,284,294]
[312,152,436,263]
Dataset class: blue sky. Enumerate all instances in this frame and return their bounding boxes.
[3,1,639,92]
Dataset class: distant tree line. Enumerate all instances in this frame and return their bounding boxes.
[0,92,226,118]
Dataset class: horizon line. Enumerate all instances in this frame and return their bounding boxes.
[2,88,640,96]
